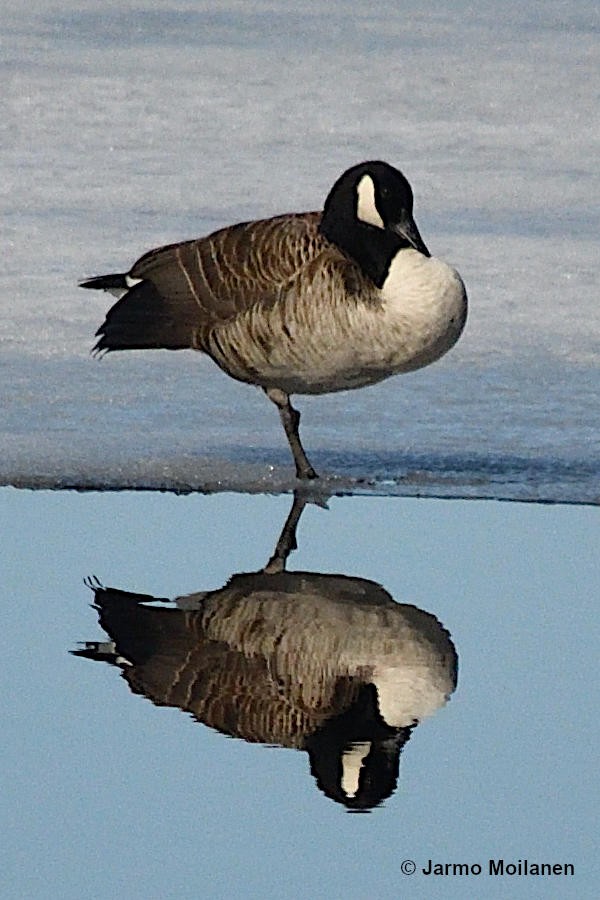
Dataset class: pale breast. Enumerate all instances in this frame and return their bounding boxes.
[376,249,468,374]
[203,248,467,396]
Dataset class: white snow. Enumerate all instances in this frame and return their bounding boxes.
[1,1,599,500]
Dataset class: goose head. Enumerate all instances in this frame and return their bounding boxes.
[320,161,430,288]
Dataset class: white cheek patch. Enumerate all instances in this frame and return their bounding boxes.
[125,275,143,288]
[356,174,384,229]
[340,741,372,797]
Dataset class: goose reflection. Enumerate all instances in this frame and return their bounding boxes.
[73,494,457,811]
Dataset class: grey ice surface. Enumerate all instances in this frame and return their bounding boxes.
[2,0,599,503]
[3,352,599,503]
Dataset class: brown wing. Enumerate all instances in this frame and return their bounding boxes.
[131,211,325,324]
[94,212,327,353]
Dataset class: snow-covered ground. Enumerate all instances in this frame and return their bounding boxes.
[2,1,599,501]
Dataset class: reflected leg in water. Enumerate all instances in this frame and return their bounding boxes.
[263,491,310,574]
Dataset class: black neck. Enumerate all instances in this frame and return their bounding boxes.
[320,214,404,290]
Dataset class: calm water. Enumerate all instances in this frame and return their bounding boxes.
[2,488,597,899]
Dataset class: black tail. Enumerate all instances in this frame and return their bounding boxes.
[74,582,183,670]
[70,640,122,665]
[82,277,199,354]
[80,273,129,291]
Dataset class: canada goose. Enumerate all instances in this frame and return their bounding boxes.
[73,496,458,810]
[81,161,467,479]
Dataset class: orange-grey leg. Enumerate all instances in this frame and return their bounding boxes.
[265,387,318,480]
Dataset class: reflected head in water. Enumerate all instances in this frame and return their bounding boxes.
[73,494,458,811]
[306,684,412,812]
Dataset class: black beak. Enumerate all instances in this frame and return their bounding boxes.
[391,215,430,257]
